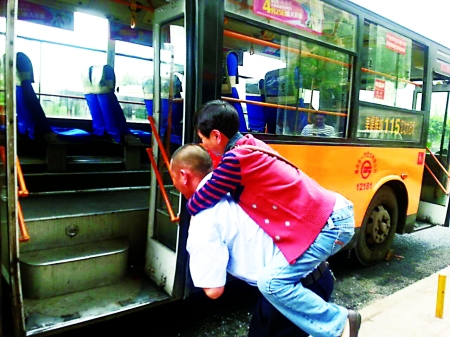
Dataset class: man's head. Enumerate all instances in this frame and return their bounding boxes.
[193,100,239,155]
[170,144,213,199]
[313,113,326,128]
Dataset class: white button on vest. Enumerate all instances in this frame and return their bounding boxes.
[285,221,290,226]
[272,205,277,209]
[265,219,270,224]
[275,235,280,240]
[252,204,257,208]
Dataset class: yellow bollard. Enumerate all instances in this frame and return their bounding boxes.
[436,274,447,319]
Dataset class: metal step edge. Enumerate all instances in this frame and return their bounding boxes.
[27,186,150,196]
[20,238,128,266]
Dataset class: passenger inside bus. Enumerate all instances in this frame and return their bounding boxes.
[301,113,336,137]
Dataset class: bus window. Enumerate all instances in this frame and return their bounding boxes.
[223,17,352,138]
[360,20,425,111]
[115,40,153,122]
[16,12,108,119]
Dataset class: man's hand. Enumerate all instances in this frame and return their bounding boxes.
[203,286,225,299]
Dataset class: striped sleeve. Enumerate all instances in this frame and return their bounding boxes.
[187,152,242,216]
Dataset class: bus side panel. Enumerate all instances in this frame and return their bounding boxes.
[269,144,425,229]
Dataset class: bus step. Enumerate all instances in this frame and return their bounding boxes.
[20,238,128,299]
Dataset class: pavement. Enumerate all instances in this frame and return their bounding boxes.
[358,265,450,336]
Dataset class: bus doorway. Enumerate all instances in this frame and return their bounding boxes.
[418,81,450,227]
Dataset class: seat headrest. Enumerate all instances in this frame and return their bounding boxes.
[90,65,115,94]
[81,66,94,94]
[16,52,34,82]
[142,77,153,100]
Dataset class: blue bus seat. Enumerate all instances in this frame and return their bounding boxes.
[142,77,153,118]
[264,67,307,135]
[91,65,151,145]
[160,73,184,145]
[246,79,267,133]
[16,52,91,142]
[222,51,248,133]
[81,66,106,137]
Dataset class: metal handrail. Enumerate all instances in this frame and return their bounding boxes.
[147,116,179,223]
[0,146,30,242]
[425,147,450,195]
[221,96,348,118]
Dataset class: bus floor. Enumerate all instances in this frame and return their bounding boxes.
[23,268,171,334]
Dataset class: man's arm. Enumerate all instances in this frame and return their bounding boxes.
[203,286,225,299]
[187,152,242,216]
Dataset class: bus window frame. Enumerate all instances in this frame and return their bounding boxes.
[223,11,357,140]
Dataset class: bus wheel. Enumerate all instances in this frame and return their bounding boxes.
[355,186,398,266]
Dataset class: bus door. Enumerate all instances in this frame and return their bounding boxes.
[1,1,191,336]
[419,81,450,226]
[145,1,187,298]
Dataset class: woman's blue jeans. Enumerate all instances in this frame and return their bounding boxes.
[257,200,355,337]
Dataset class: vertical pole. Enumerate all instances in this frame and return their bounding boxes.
[436,274,447,318]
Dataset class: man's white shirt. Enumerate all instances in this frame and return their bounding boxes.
[186,173,280,288]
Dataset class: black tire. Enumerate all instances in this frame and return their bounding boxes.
[355,186,398,266]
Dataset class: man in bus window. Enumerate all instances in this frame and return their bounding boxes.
[187,100,360,337]
[170,144,336,337]
[300,113,335,137]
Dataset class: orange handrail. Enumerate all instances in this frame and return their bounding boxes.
[424,163,448,194]
[221,96,348,118]
[224,29,350,68]
[17,156,29,197]
[224,29,422,88]
[424,147,450,195]
[109,0,154,12]
[426,147,450,179]
[361,68,421,87]
[0,146,30,242]
[147,115,179,223]
[146,148,179,223]
[17,202,30,242]
[148,116,171,177]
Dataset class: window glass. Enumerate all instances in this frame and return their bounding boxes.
[17,12,108,50]
[223,17,351,138]
[360,21,425,110]
[15,12,108,119]
[115,49,153,121]
[225,0,357,52]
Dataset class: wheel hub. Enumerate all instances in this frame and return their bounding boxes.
[367,205,391,245]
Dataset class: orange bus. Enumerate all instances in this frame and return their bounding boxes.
[1,0,449,336]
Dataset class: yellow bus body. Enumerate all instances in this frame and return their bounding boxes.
[270,144,426,229]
